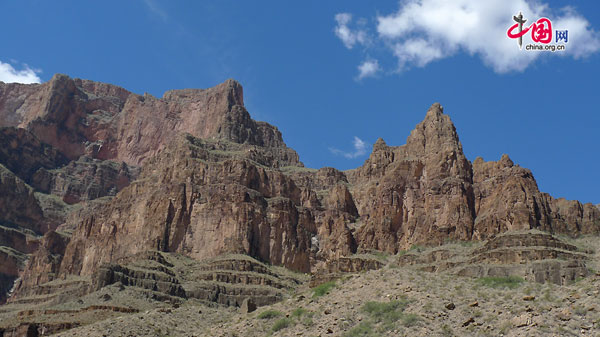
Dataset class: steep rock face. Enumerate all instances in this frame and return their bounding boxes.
[31,156,138,204]
[54,135,313,281]
[472,155,549,239]
[9,231,70,300]
[0,75,299,166]
[0,127,69,183]
[0,165,46,233]
[347,103,475,252]
[4,77,600,310]
[0,248,26,302]
[0,75,304,303]
[472,155,600,238]
[544,197,600,235]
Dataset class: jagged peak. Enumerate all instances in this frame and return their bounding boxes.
[425,102,444,117]
[373,137,387,151]
[406,102,463,156]
[499,154,514,168]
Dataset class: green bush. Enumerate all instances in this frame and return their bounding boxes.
[409,244,425,252]
[272,317,292,332]
[291,307,308,318]
[257,309,283,319]
[344,322,375,337]
[343,298,423,334]
[312,281,336,297]
[362,300,408,324]
[476,276,524,289]
[401,313,420,327]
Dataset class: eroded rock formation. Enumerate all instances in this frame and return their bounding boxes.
[0,75,598,309]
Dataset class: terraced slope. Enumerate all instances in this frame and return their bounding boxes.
[0,253,306,336]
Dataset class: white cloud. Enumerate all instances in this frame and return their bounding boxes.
[393,38,444,69]
[0,61,41,84]
[143,0,168,21]
[357,59,381,79]
[334,13,369,49]
[330,136,369,159]
[337,0,600,74]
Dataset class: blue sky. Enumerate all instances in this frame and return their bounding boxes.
[1,1,599,204]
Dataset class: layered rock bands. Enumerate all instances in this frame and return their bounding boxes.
[0,75,597,303]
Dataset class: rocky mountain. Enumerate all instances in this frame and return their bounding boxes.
[0,75,598,335]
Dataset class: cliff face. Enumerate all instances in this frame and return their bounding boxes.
[0,75,298,166]
[1,76,598,304]
[347,103,476,251]
[0,75,302,302]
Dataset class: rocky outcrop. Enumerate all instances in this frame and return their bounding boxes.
[347,103,476,252]
[52,134,313,280]
[11,231,71,301]
[309,254,384,287]
[472,155,600,238]
[0,127,68,184]
[0,75,304,304]
[1,76,599,314]
[0,227,38,304]
[458,232,590,285]
[398,231,590,285]
[182,254,305,307]
[0,165,46,233]
[31,156,138,204]
[0,74,299,166]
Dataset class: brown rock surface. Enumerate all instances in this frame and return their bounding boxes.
[0,76,599,329]
[0,75,303,304]
[347,103,476,252]
[53,134,313,279]
[11,231,71,300]
[0,165,46,233]
[31,156,138,204]
[0,74,299,166]
[398,230,591,285]
[472,155,600,238]
[0,127,68,183]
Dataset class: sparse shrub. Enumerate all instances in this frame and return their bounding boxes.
[312,281,336,298]
[291,307,308,318]
[367,299,419,330]
[271,317,292,332]
[371,250,389,261]
[409,244,424,253]
[476,276,524,289]
[543,289,555,302]
[301,315,314,327]
[362,300,407,324]
[344,322,374,337]
[441,324,453,336]
[257,309,282,319]
[401,313,420,327]
[574,305,587,316]
[459,240,475,247]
